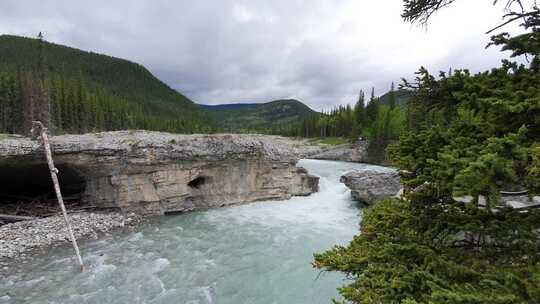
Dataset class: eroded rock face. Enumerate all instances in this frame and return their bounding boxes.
[312,140,368,163]
[0,131,319,215]
[340,169,401,205]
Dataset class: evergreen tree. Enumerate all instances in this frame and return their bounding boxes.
[37,32,45,82]
[364,87,380,131]
[315,2,540,302]
[0,35,214,134]
[388,81,396,109]
[353,90,365,128]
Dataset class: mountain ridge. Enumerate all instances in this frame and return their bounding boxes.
[199,98,318,131]
[0,34,202,116]
[0,34,212,133]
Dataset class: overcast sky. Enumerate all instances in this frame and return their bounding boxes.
[0,0,520,110]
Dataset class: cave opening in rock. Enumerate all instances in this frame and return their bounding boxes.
[0,162,86,215]
[188,176,210,189]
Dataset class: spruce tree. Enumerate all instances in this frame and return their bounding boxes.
[315,2,540,302]
[388,81,396,109]
[353,89,365,129]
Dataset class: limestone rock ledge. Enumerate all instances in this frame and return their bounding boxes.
[340,169,401,205]
[311,141,367,163]
[0,131,319,215]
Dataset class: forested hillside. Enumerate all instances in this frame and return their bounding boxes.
[314,1,540,303]
[0,34,212,135]
[200,99,317,132]
[274,87,406,163]
[379,87,410,108]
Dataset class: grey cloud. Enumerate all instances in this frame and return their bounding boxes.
[0,0,513,110]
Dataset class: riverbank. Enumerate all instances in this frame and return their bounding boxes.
[0,212,142,271]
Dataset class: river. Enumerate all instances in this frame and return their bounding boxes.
[0,159,392,304]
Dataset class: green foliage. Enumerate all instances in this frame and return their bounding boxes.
[378,87,411,109]
[392,61,540,202]
[314,199,540,304]
[402,0,458,24]
[275,88,406,162]
[488,6,540,71]
[526,145,540,193]
[313,137,348,146]
[274,103,358,139]
[315,3,540,301]
[367,105,405,163]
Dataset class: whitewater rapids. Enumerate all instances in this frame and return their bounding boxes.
[0,159,392,304]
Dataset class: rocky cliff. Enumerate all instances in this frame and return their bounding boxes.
[0,131,319,215]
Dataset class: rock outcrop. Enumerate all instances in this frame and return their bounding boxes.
[291,144,326,159]
[454,193,540,210]
[0,131,319,215]
[340,168,401,205]
[311,140,368,163]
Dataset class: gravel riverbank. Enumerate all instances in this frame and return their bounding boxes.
[0,212,141,269]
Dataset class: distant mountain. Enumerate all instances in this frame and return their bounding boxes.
[199,99,317,131]
[0,34,210,133]
[199,103,259,111]
[378,89,411,108]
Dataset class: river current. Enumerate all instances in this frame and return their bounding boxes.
[1,159,392,304]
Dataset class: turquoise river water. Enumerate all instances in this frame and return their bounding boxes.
[0,159,392,304]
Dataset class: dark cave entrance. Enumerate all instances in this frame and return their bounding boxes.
[0,162,87,220]
[188,176,210,189]
[0,163,86,198]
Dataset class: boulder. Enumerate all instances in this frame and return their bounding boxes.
[340,169,401,205]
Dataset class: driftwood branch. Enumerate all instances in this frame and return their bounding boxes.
[0,214,35,222]
[31,121,85,272]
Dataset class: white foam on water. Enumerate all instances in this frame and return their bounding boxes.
[201,284,215,304]
[128,232,144,242]
[151,258,171,273]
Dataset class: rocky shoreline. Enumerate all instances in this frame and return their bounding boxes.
[0,211,142,271]
[311,140,368,163]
